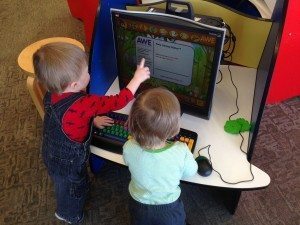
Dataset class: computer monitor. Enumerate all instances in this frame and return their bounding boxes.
[111,9,225,119]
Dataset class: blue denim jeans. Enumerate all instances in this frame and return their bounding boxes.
[52,166,89,223]
[43,136,90,223]
[42,92,90,223]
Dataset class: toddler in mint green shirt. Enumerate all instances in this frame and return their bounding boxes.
[123,88,198,225]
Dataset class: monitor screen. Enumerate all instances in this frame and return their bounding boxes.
[111,9,225,119]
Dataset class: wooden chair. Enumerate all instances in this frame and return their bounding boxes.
[18,37,85,119]
[26,76,47,119]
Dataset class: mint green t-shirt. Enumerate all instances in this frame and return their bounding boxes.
[123,139,198,205]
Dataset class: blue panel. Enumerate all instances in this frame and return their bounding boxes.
[88,0,136,174]
[89,154,106,174]
[89,0,136,95]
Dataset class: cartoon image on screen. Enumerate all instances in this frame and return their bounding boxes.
[112,10,225,119]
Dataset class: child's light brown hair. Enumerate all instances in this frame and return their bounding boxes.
[128,88,181,149]
[33,42,87,93]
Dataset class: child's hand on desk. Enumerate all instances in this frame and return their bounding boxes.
[93,116,114,129]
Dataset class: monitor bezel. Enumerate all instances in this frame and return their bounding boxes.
[111,9,225,119]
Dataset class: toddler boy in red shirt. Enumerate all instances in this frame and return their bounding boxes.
[33,42,150,223]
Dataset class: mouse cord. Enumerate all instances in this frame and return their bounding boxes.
[227,64,239,120]
[198,142,254,185]
[198,65,254,185]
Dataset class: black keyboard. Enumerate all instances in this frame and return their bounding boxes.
[91,112,198,154]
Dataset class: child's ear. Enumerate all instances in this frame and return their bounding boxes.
[69,81,78,89]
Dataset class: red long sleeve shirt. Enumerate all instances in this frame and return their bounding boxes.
[51,88,133,143]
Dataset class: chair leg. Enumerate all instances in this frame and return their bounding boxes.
[26,76,45,119]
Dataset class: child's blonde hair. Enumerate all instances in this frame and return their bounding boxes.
[33,42,87,93]
[128,88,181,149]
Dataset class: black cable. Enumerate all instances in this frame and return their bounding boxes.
[222,23,236,59]
[216,69,223,84]
[239,131,247,155]
[193,17,236,59]
[197,143,254,185]
[197,65,254,185]
[227,65,239,120]
[224,36,236,59]
[189,16,236,60]
[223,25,232,53]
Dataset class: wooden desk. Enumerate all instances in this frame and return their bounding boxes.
[88,0,287,215]
[90,65,270,190]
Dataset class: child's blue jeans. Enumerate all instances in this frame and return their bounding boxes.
[42,92,90,223]
[51,166,89,223]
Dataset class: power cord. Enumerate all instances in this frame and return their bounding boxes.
[193,16,236,59]
[222,24,236,59]
[198,65,254,184]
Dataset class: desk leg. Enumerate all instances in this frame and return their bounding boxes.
[222,189,241,214]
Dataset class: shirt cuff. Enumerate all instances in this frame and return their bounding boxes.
[122,88,134,101]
